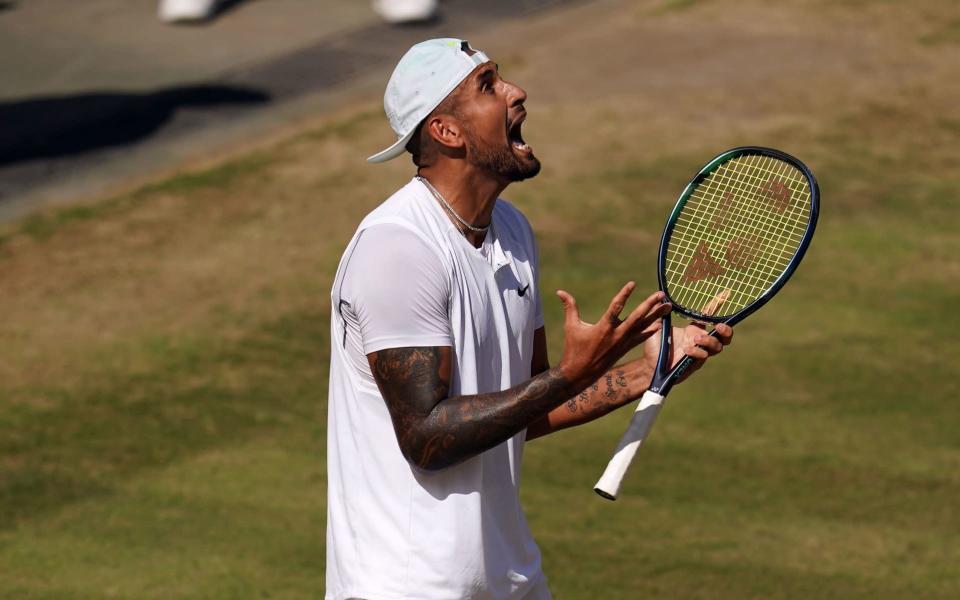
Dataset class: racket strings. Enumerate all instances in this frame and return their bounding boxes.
[670,156,810,311]
[670,161,808,312]
[664,154,812,315]
[693,159,807,293]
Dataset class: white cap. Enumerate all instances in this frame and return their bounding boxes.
[368,38,490,163]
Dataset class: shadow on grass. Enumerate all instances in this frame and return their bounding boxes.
[161,0,259,25]
[213,0,258,19]
[0,84,270,166]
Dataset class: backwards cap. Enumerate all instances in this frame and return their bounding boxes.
[368,38,490,163]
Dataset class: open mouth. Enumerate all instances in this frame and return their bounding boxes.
[508,115,532,154]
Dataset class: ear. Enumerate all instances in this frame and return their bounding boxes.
[424,114,465,152]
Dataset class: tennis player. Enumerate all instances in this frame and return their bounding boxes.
[326,38,733,600]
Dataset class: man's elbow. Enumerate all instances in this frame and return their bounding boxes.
[398,430,460,472]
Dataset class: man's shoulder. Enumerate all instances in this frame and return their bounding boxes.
[349,181,449,270]
[360,178,424,227]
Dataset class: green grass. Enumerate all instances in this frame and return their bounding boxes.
[650,0,705,15]
[920,18,960,45]
[1,1,959,597]
[0,152,276,250]
[3,138,958,597]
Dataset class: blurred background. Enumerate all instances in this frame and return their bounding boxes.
[1,0,958,598]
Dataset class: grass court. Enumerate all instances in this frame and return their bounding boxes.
[1,0,958,597]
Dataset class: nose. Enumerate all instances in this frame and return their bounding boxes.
[505,80,527,108]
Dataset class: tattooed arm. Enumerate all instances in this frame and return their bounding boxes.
[526,325,655,440]
[368,284,671,471]
[526,360,654,440]
[526,316,733,440]
[369,346,575,470]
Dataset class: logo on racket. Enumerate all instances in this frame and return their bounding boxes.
[725,236,761,270]
[682,241,726,283]
[760,178,792,212]
[710,192,736,230]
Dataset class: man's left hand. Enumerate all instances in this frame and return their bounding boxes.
[647,319,734,385]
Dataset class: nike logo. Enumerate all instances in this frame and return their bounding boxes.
[517,284,529,297]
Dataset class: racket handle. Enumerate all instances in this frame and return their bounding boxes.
[593,390,666,501]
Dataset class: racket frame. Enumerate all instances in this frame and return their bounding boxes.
[595,146,819,500]
[650,146,819,396]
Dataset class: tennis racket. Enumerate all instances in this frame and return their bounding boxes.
[594,146,820,500]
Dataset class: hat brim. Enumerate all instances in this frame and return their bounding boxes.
[367,127,417,163]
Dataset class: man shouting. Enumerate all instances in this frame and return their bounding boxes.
[326,38,733,600]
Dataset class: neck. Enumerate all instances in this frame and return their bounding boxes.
[417,164,507,247]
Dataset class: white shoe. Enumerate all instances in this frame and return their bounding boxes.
[373,0,438,24]
[159,0,218,23]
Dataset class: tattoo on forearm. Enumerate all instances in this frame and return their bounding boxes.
[563,370,630,418]
[616,370,628,388]
[371,347,574,470]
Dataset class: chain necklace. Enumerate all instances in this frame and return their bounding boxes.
[417,176,490,234]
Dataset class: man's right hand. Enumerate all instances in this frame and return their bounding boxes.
[555,283,671,392]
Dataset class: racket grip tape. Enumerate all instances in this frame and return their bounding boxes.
[593,390,666,500]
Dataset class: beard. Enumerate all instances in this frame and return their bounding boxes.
[463,126,541,182]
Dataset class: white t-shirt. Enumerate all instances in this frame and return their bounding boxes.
[326,177,548,600]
